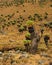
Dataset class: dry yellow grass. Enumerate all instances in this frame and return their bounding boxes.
[0,1,52,65]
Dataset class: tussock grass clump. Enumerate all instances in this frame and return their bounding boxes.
[24,40,31,52]
[26,20,34,27]
[25,32,31,40]
[18,25,25,32]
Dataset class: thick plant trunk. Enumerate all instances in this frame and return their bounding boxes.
[30,33,40,53]
[30,38,38,53]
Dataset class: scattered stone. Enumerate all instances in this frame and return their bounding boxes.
[9,39,15,42]
[40,52,48,57]
[40,52,52,60]
[0,30,7,35]
[0,51,3,56]
[47,57,51,61]
[21,51,27,54]
[16,50,21,54]
[22,54,29,58]
[11,61,17,65]
[19,53,29,59]
[3,55,9,61]
[8,50,15,54]
[38,60,45,65]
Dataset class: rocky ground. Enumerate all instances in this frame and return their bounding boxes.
[0,49,52,65]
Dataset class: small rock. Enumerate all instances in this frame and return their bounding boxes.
[21,51,27,54]
[19,54,29,59]
[0,31,5,35]
[11,61,17,65]
[0,52,3,56]
[16,50,21,54]
[9,39,15,42]
[47,57,51,61]
[8,50,15,54]
[38,60,45,65]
